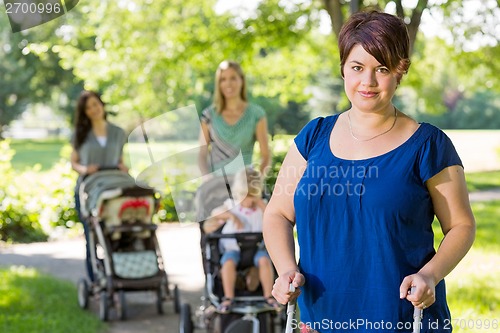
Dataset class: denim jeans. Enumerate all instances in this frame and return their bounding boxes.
[74,190,94,281]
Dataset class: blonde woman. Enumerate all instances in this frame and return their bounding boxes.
[198,61,270,178]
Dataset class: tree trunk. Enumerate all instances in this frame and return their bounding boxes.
[322,0,344,38]
[320,0,429,56]
[350,0,360,15]
[406,0,428,55]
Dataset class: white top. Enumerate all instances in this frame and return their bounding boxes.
[96,136,107,147]
[220,199,263,253]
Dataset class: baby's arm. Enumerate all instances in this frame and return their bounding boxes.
[202,205,243,233]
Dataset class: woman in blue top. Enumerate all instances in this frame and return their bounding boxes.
[198,60,270,177]
[263,11,475,333]
[71,90,128,281]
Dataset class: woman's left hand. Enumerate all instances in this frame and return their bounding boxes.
[399,273,436,310]
[118,162,129,173]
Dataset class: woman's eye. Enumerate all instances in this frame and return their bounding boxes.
[377,67,390,73]
[352,66,362,71]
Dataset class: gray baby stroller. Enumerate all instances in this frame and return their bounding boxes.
[179,175,285,333]
[76,169,180,321]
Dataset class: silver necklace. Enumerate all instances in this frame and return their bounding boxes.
[347,107,398,142]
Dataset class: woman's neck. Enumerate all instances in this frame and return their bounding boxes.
[91,118,107,135]
[224,98,245,113]
[349,105,396,130]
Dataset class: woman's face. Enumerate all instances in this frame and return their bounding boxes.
[343,44,398,113]
[219,67,243,100]
[84,96,105,121]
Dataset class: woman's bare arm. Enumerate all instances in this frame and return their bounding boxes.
[255,117,271,177]
[263,143,306,303]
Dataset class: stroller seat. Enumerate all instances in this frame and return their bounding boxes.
[205,232,277,313]
[179,175,283,333]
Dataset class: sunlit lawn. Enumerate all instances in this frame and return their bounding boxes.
[465,170,500,192]
[433,200,500,332]
[9,137,500,192]
[0,266,106,333]
[9,139,67,171]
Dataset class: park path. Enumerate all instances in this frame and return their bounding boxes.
[0,223,205,333]
[1,189,500,333]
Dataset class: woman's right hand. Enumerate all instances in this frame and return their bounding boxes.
[85,164,99,175]
[272,270,305,305]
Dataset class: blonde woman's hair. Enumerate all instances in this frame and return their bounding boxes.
[214,60,247,114]
[232,168,262,201]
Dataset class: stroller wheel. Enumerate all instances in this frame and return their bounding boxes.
[156,286,164,315]
[225,318,253,333]
[77,278,89,309]
[99,291,110,321]
[173,285,181,314]
[116,290,127,320]
[179,303,193,333]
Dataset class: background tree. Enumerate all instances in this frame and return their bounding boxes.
[319,0,499,55]
[39,0,324,133]
[1,0,498,134]
[0,16,83,137]
[320,0,428,53]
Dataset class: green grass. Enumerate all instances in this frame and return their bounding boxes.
[445,248,500,333]
[469,201,500,252]
[465,170,500,192]
[9,139,68,171]
[431,200,500,332]
[433,200,500,252]
[0,266,106,333]
[7,137,500,190]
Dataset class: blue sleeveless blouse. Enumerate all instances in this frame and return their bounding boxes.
[293,114,462,332]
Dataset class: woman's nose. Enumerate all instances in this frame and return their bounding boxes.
[361,71,377,86]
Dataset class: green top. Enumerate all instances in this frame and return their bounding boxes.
[201,103,265,172]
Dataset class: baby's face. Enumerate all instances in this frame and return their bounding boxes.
[240,195,257,208]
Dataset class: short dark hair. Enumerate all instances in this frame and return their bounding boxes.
[338,11,411,82]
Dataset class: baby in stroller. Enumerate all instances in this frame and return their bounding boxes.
[203,168,280,314]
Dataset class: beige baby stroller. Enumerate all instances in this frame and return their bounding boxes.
[77,169,180,321]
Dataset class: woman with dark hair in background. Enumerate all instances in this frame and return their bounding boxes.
[71,90,128,281]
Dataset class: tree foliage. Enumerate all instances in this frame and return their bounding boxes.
[38,0,324,132]
[319,0,499,55]
[0,14,83,136]
[0,0,498,133]
[320,0,429,53]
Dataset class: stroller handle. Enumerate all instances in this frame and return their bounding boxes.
[285,283,297,333]
[81,166,122,181]
[205,232,263,241]
[283,285,423,333]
